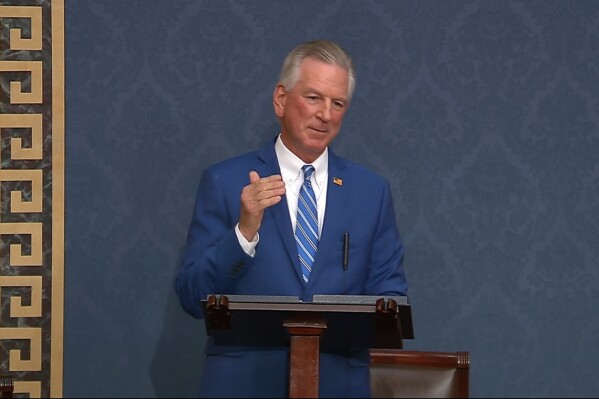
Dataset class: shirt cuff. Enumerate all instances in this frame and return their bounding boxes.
[235,223,259,257]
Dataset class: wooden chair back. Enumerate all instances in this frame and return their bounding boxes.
[370,349,470,398]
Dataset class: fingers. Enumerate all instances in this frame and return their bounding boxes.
[247,171,285,206]
[239,171,286,241]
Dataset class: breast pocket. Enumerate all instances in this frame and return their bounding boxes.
[336,233,371,272]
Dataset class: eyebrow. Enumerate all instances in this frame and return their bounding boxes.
[303,87,348,103]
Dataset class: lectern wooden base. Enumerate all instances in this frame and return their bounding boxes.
[284,312,326,398]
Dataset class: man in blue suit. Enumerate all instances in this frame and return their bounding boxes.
[176,40,408,397]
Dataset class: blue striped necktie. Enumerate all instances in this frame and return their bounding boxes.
[295,165,319,284]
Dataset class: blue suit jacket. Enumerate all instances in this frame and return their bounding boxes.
[176,137,408,397]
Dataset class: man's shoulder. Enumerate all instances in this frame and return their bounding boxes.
[209,149,260,170]
[207,137,275,173]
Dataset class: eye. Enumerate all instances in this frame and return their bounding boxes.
[333,100,346,110]
[305,95,320,102]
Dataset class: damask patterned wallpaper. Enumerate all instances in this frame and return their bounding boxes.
[64,1,599,397]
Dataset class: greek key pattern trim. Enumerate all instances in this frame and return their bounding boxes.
[0,1,64,397]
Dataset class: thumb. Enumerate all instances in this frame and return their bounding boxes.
[249,170,261,184]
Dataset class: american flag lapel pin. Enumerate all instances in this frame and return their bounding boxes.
[333,177,343,186]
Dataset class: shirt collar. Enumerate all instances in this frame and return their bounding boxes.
[275,134,328,188]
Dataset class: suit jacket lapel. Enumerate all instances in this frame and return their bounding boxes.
[255,140,302,280]
[307,151,348,288]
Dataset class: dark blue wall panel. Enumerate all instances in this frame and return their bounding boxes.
[64,1,599,397]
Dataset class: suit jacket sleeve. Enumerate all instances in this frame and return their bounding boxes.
[363,179,408,297]
[175,167,252,319]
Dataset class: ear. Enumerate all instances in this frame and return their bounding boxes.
[273,84,287,118]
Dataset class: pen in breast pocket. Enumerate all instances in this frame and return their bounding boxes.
[343,233,349,271]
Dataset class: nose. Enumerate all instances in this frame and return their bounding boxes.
[316,101,332,122]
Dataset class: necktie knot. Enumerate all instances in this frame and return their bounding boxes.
[302,165,315,181]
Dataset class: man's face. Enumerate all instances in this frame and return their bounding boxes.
[274,57,350,163]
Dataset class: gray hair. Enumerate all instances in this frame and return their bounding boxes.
[278,40,356,102]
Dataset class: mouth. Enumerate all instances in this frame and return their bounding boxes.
[309,126,328,134]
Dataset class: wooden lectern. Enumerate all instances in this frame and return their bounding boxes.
[202,294,413,398]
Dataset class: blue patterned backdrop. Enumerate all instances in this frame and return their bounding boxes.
[64,0,599,397]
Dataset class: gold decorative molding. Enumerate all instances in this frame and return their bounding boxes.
[0,6,43,50]
[0,327,42,371]
[0,114,43,160]
[15,380,42,398]
[51,0,66,396]
[0,0,65,397]
[0,61,43,104]
[0,276,43,318]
